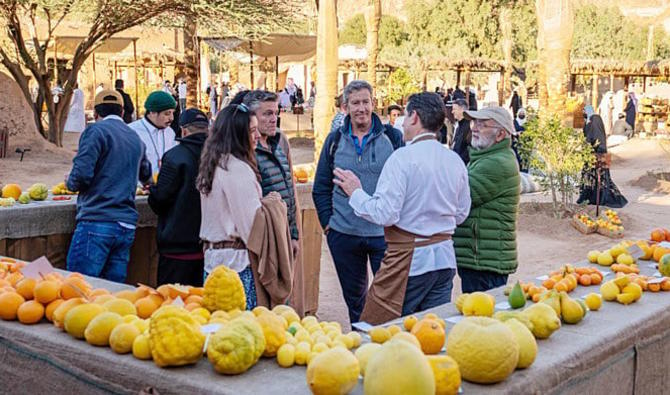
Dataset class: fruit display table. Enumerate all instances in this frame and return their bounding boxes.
[1,260,669,394]
[0,184,323,314]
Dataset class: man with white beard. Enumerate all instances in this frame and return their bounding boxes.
[453,106,521,293]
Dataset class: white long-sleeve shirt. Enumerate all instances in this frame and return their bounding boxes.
[199,156,262,273]
[128,118,176,174]
[349,133,471,276]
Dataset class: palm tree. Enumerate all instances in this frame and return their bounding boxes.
[313,0,338,161]
[535,0,574,121]
[365,0,381,91]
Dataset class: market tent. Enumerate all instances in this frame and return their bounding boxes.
[202,34,316,63]
[46,36,137,56]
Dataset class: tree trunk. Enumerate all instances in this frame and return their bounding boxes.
[535,0,574,122]
[313,0,338,163]
[183,17,200,108]
[365,0,381,91]
[499,8,513,103]
[647,24,655,61]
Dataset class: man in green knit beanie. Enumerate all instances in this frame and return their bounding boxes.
[129,91,178,175]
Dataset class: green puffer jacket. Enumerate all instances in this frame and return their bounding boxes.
[454,138,520,274]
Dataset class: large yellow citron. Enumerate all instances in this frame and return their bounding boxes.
[307,347,360,395]
[446,317,519,384]
[364,339,435,395]
[202,266,246,312]
[207,317,266,374]
[149,305,205,367]
[255,312,287,357]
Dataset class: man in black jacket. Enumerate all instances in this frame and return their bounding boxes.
[451,99,471,165]
[148,108,208,286]
[115,79,135,124]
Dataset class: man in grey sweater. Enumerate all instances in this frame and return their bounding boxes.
[312,80,403,323]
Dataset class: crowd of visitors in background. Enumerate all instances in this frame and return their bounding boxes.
[60,72,640,321]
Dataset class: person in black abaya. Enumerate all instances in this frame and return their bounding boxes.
[577,105,628,208]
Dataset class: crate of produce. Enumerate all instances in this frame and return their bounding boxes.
[572,212,597,234]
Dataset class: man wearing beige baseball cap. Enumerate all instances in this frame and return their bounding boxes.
[65,89,152,283]
[453,106,521,293]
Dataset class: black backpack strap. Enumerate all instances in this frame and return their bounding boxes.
[328,131,343,172]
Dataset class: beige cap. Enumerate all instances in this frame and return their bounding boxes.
[465,106,516,135]
[94,90,123,106]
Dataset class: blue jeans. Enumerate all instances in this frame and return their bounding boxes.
[402,268,456,315]
[326,229,386,323]
[67,221,135,283]
[458,267,509,293]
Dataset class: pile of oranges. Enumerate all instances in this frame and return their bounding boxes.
[541,264,603,294]
[0,257,205,326]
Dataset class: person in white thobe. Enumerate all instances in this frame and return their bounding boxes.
[64,87,86,133]
[128,117,176,175]
[334,92,471,321]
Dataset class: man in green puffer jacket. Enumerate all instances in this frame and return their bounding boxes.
[453,106,520,292]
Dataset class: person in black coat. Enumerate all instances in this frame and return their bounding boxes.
[115,79,135,124]
[451,99,471,165]
[148,108,209,286]
[510,90,522,119]
[624,92,637,132]
[577,105,627,208]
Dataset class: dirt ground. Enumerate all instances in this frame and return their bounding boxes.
[1,135,669,330]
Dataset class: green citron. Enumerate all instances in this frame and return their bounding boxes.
[559,292,584,325]
[27,183,48,200]
[17,193,30,204]
[508,282,526,309]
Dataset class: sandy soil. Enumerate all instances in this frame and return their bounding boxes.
[2,134,669,329]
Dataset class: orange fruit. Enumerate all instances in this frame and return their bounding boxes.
[184,302,200,311]
[648,282,661,292]
[114,289,139,303]
[542,279,555,289]
[184,294,203,305]
[60,277,92,299]
[188,286,204,297]
[93,294,115,305]
[6,271,24,286]
[0,292,26,320]
[17,300,45,324]
[67,272,85,279]
[653,247,669,263]
[134,285,152,299]
[134,297,160,319]
[651,228,666,242]
[156,285,171,299]
[662,279,670,292]
[578,275,592,286]
[88,288,111,298]
[590,273,602,285]
[15,278,37,300]
[664,229,670,241]
[410,319,446,355]
[147,293,164,306]
[34,280,61,304]
[45,272,64,282]
[554,281,568,293]
[1,183,22,200]
[167,284,190,300]
[45,299,64,322]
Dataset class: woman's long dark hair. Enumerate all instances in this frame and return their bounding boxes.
[197,104,257,195]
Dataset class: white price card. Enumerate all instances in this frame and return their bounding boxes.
[20,256,55,280]
[495,301,511,310]
[200,323,222,334]
[536,275,549,281]
[351,321,374,333]
[445,315,464,324]
[172,296,185,307]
